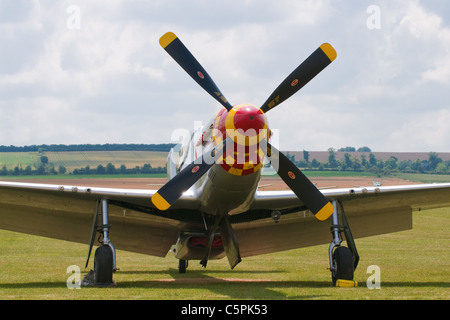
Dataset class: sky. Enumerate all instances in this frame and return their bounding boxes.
[0,0,449,152]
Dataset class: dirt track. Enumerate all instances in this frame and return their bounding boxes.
[6,175,418,190]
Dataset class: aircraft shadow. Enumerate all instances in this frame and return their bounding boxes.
[0,270,448,300]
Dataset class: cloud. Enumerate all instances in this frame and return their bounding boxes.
[0,1,449,152]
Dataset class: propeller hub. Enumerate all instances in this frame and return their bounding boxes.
[225,104,269,146]
[213,104,269,176]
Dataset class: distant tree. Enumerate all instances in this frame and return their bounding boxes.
[357,146,372,152]
[40,156,49,165]
[435,162,448,174]
[411,159,424,173]
[360,154,367,168]
[142,163,152,173]
[311,159,320,168]
[37,165,46,175]
[58,165,67,174]
[428,152,442,171]
[328,148,338,169]
[344,153,353,169]
[96,164,105,174]
[106,163,116,174]
[369,153,377,167]
[352,156,362,171]
[24,165,32,175]
[385,156,398,170]
[303,150,309,163]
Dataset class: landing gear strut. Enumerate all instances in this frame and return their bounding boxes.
[328,200,359,287]
[83,199,117,287]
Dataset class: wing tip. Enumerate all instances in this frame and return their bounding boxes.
[160,32,177,48]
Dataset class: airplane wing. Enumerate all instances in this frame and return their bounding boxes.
[235,183,450,257]
[1,180,450,259]
[0,181,201,257]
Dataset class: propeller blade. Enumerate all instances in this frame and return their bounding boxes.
[160,32,233,111]
[152,139,230,210]
[260,43,336,113]
[262,141,333,221]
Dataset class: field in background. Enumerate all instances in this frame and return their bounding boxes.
[0,151,168,172]
[395,173,450,183]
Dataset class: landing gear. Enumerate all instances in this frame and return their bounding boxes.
[331,246,354,286]
[83,199,117,287]
[178,259,188,273]
[94,245,115,285]
[328,200,359,287]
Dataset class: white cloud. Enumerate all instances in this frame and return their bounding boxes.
[386,109,450,151]
[0,1,449,152]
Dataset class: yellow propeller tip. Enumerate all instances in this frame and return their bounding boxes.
[320,43,337,62]
[151,192,171,210]
[315,202,334,221]
[160,32,177,48]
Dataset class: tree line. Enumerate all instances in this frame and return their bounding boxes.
[288,149,450,175]
[0,160,166,176]
[2,144,449,176]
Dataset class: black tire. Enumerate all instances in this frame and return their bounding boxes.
[331,246,354,286]
[94,245,114,285]
[178,259,188,273]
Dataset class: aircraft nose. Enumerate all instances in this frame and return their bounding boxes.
[225,104,269,145]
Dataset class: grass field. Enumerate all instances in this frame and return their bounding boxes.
[0,151,168,172]
[0,207,448,300]
[395,173,450,183]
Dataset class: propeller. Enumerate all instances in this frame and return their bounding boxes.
[261,141,333,220]
[151,138,230,210]
[260,43,336,113]
[155,32,336,221]
[160,32,233,111]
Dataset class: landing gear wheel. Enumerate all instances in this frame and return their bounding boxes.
[178,259,188,273]
[94,245,115,286]
[331,246,354,286]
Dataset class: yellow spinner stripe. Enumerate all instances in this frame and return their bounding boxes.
[320,43,337,62]
[315,201,334,221]
[159,32,177,48]
[151,192,171,211]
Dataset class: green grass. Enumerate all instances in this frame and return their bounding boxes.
[0,152,37,169]
[303,171,378,178]
[0,151,168,172]
[0,208,448,300]
[0,173,168,180]
[395,173,450,183]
